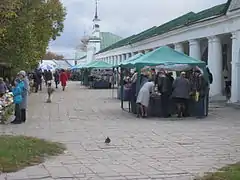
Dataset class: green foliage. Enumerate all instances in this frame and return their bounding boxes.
[0,0,66,73]
[0,135,65,172]
[195,162,240,180]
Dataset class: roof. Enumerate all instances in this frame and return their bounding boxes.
[53,60,72,69]
[97,1,231,54]
[122,46,205,68]
[100,32,122,50]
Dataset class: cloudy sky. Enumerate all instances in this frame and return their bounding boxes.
[49,0,227,58]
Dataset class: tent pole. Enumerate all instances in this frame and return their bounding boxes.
[120,67,124,109]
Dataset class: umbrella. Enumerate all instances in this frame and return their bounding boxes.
[39,64,54,70]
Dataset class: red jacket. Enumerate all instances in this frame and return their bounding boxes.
[60,72,68,86]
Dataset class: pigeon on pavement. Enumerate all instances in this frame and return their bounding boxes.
[105,137,111,144]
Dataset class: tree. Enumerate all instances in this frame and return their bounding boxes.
[75,34,89,52]
[0,0,66,73]
[43,51,64,60]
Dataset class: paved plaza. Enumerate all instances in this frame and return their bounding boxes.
[0,82,240,180]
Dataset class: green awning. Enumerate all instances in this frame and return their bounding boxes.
[85,61,112,69]
[115,53,143,68]
[126,46,205,68]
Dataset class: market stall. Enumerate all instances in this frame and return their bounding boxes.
[114,53,143,100]
[0,92,14,124]
[119,46,209,118]
[81,61,113,89]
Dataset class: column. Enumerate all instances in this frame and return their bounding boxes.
[121,54,125,62]
[117,55,120,65]
[174,42,184,53]
[230,31,240,103]
[111,56,115,65]
[126,53,130,60]
[110,56,114,65]
[189,39,201,60]
[207,36,223,97]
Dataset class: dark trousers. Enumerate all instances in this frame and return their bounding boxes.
[15,104,21,122]
[20,109,26,122]
[195,97,205,117]
[161,92,170,117]
[55,81,58,88]
[39,82,42,91]
[183,99,189,117]
[34,82,39,92]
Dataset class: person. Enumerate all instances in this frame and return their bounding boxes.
[158,72,172,118]
[0,77,8,96]
[5,77,12,92]
[33,69,40,93]
[11,78,24,124]
[37,69,43,91]
[194,70,208,118]
[18,70,29,123]
[172,72,190,118]
[136,80,155,118]
[60,69,68,91]
[53,70,60,88]
[43,69,48,86]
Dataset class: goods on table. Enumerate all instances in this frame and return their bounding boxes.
[0,92,14,123]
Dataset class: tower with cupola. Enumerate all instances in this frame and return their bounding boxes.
[86,0,101,63]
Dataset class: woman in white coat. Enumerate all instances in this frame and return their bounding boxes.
[136,80,155,117]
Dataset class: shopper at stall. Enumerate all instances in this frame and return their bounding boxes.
[136,80,155,118]
[18,70,29,123]
[0,77,8,96]
[11,78,24,124]
[60,69,68,91]
[158,71,173,118]
[193,69,208,118]
[172,72,190,118]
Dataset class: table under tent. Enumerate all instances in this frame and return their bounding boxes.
[112,53,143,100]
[118,46,210,118]
[80,61,113,89]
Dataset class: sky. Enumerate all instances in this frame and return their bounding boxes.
[49,0,227,58]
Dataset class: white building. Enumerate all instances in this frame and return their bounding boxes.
[94,0,240,103]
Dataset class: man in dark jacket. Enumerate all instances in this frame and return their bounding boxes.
[33,69,40,93]
[53,70,60,88]
[158,71,172,118]
[194,70,208,118]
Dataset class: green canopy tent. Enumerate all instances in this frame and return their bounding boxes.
[119,46,206,111]
[114,53,143,68]
[125,46,205,68]
[85,61,112,69]
[81,61,113,88]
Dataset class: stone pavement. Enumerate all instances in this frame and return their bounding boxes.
[1,81,240,180]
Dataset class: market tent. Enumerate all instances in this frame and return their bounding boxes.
[85,61,112,69]
[126,46,205,68]
[71,63,87,70]
[115,53,143,68]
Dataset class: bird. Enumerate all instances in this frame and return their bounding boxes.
[105,137,111,144]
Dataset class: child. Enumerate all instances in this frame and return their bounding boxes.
[11,79,23,124]
[46,81,54,103]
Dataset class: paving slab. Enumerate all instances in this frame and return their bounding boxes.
[0,82,240,180]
